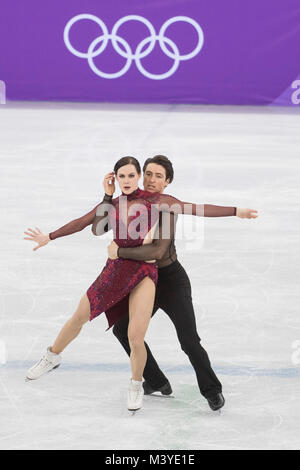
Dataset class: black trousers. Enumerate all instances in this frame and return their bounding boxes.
[113,260,222,398]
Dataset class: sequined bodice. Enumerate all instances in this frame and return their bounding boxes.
[109,188,160,248]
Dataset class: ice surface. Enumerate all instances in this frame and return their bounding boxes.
[0,101,300,449]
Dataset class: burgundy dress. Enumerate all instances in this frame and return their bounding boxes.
[87,188,161,330]
[48,188,237,330]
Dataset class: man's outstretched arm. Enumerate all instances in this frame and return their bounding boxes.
[158,194,258,218]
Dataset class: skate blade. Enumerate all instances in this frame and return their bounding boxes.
[211,408,222,415]
[128,408,141,416]
[147,393,175,399]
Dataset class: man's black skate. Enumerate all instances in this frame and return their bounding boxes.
[206,392,225,411]
[143,380,173,396]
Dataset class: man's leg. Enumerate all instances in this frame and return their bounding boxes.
[161,288,222,397]
[112,304,169,389]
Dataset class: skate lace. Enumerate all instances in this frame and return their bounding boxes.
[33,355,52,370]
[129,385,143,401]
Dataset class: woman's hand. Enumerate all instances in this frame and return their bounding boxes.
[23,227,50,251]
[103,172,115,196]
[107,240,119,259]
[236,208,258,219]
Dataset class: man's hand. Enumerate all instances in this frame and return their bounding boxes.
[103,172,115,196]
[236,208,258,219]
[107,240,119,259]
[24,227,50,251]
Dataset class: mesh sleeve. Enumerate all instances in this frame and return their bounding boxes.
[157,194,236,217]
[49,194,112,240]
[118,212,176,261]
[91,194,117,236]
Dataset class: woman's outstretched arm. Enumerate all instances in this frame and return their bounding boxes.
[49,193,113,240]
[24,172,117,250]
[23,194,112,251]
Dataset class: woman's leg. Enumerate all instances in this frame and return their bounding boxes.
[128,277,156,381]
[50,293,91,354]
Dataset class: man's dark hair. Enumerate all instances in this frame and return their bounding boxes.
[143,155,174,183]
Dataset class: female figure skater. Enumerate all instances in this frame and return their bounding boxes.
[27,156,162,411]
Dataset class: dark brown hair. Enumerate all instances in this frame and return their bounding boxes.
[143,155,174,183]
[114,156,141,175]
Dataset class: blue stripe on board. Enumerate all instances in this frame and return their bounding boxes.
[2,361,300,378]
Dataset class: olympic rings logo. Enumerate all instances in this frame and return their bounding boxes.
[63,14,204,80]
